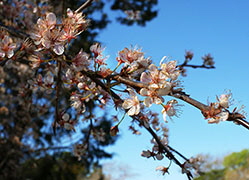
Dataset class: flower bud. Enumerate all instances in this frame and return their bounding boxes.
[110,125,119,136]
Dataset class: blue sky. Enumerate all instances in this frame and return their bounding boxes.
[95,0,249,179]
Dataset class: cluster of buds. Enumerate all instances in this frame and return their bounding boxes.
[202,54,214,67]
[141,137,168,161]
[73,143,88,161]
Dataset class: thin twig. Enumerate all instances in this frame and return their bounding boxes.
[178,63,215,69]
[75,0,95,13]
[168,145,189,161]
[0,22,29,39]
[30,146,70,153]
[53,61,62,134]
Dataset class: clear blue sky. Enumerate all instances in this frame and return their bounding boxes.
[95,0,249,179]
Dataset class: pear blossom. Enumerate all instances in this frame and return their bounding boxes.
[208,111,229,124]
[122,88,140,116]
[90,43,105,58]
[139,64,173,107]
[0,35,16,58]
[72,49,90,71]
[117,46,144,64]
[70,93,86,113]
[217,93,232,108]
[161,99,178,122]
[160,60,180,81]
[28,55,43,68]
[41,29,65,55]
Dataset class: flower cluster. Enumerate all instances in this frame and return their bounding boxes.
[139,59,180,107]
[30,9,88,55]
[73,143,88,161]
[117,46,151,78]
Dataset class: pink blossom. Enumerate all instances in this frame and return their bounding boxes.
[117,47,144,64]
[90,43,105,58]
[0,35,16,58]
[72,49,90,71]
[161,99,178,122]
[217,93,232,108]
[41,29,64,55]
[160,59,180,81]
[122,88,140,116]
[208,111,229,124]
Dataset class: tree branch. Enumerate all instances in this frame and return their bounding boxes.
[83,70,193,179]
[110,74,249,130]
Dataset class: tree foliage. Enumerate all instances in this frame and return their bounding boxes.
[194,149,249,180]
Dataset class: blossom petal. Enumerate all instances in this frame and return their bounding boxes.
[127,106,136,116]
[140,72,151,83]
[122,99,133,109]
[140,88,149,96]
[53,45,64,55]
[46,13,57,26]
[144,97,152,107]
